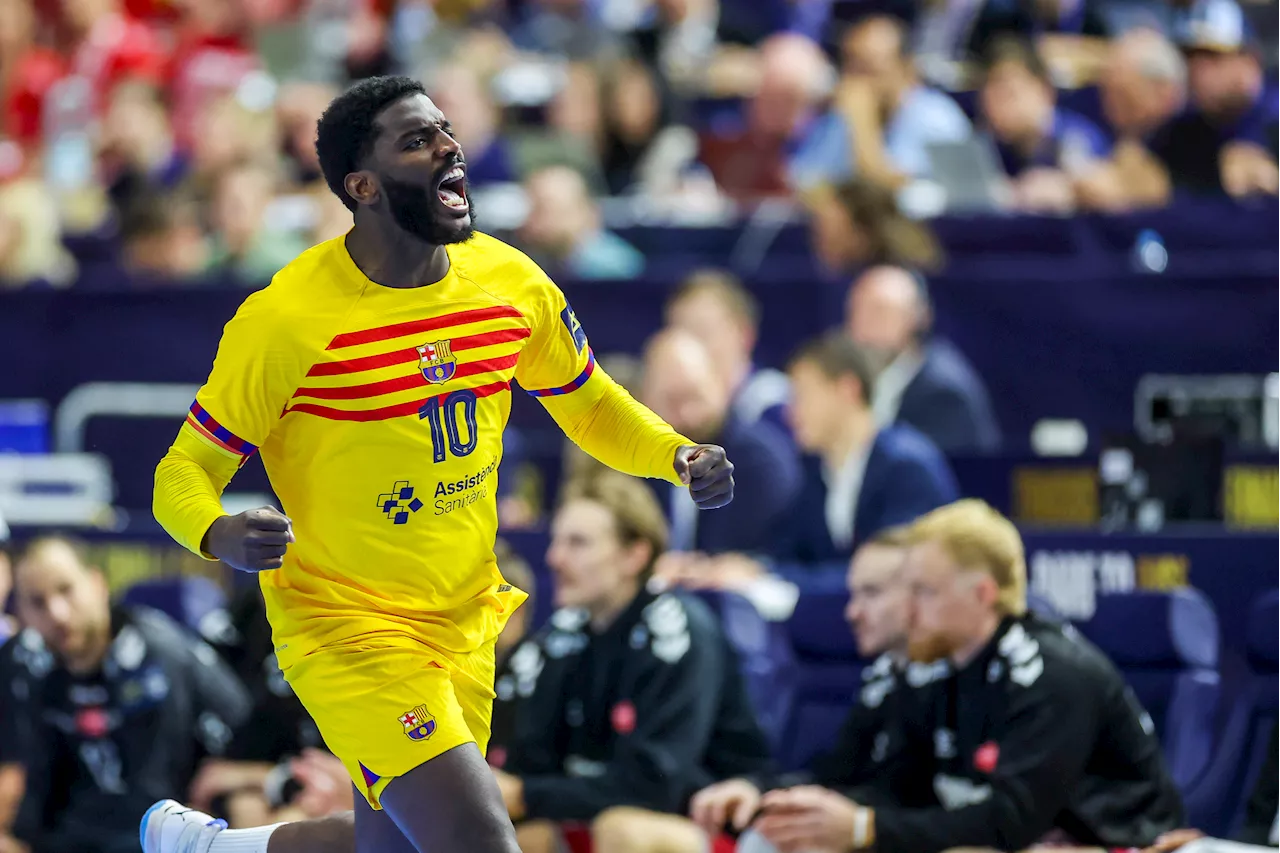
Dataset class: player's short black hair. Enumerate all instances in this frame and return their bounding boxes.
[316,75,427,212]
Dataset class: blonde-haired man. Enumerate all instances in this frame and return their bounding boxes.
[751,500,1184,853]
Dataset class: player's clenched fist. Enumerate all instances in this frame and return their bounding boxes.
[674,444,734,509]
[690,777,761,833]
[203,507,295,572]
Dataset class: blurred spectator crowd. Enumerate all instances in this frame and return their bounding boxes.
[0,0,1276,289]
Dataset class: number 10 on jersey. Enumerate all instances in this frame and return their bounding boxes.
[419,389,479,463]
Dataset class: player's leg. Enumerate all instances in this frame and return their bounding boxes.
[591,807,714,853]
[378,742,519,852]
[351,783,417,853]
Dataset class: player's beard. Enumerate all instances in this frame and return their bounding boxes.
[906,627,954,663]
[382,175,475,246]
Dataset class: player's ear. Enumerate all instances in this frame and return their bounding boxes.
[344,171,378,207]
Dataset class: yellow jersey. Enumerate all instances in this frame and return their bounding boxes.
[154,232,688,669]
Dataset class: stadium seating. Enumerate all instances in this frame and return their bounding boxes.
[120,576,228,635]
[779,589,866,771]
[1184,591,1279,838]
[1070,589,1222,792]
[694,589,798,753]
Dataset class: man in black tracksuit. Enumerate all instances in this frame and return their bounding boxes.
[0,537,251,853]
[491,471,773,852]
[753,500,1183,853]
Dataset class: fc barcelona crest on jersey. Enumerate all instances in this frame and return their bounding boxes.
[398,705,437,742]
[417,340,457,384]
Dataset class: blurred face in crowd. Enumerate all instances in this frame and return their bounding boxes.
[642,329,730,440]
[546,499,649,618]
[551,63,604,147]
[846,266,924,373]
[982,58,1055,145]
[903,540,998,663]
[752,35,827,138]
[665,287,753,392]
[102,81,174,171]
[845,543,910,658]
[213,165,273,253]
[1186,50,1261,121]
[787,358,863,453]
[842,17,912,103]
[15,540,112,672]
[0,551,11,611]
[608,60,661,147]
[194,97,275,179]
[358,93,474,245]
[430,66,499,152]
[1101,32,1186,138]
[519,166,597,257]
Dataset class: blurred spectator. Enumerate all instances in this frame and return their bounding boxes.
[1150,0,1279,198]
[192,582,328,829]
[189,93,279,195]
[119,191,210,281]
[509,0,614,61]
[1078,28,1188,211]
[0,170,77,287]
[699,33,832,200]
[276,82,338,188]
[0,537,251,853]
[691,529,924,844]
[98,79,187,213]
[427,63,518,187]
[487,538,537,771]
[640,327,800,555]
[765,332,957,590]
[166,0,263,151]
[0,549,13,643]
[3,0,168,148]
[979,37,1110,213]
[207,162,310,284]
[1238,722,1278,846]
[599,56,687,196]
[517,164,644,279]
[745,500,1184,853]
[663,270,791,430]
[790,15,972,192]
[845,266,1001,453]
[806,179,944,276]
[496,471,772,851]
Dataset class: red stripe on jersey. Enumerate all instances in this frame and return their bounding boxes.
[286,380,510,421]
[325,305,526,350]
[185,413,249,456]
[293,354,520,401]
[306,327,531,377]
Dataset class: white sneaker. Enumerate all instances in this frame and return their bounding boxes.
[140,799,228,853]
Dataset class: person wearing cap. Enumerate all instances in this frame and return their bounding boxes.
[1151,0,1278,198]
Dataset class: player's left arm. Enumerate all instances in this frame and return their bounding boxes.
[516,281,734,508]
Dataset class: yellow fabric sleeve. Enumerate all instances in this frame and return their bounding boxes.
[537,366,690,486]
[153,423,242,558]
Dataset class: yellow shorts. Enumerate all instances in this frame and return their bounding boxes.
[283,635,497,809]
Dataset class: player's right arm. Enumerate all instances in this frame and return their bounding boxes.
[154,290,303,570]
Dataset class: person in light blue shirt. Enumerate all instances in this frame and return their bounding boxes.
[789,15,972,192]
[517,165,645,281]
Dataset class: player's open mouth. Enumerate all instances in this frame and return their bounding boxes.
[436,165,468,213]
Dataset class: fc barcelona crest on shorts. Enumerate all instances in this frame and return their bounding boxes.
[417,340,457,384]
[398,705,437,742]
